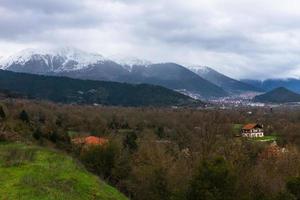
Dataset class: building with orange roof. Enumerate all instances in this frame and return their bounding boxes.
[72,136,108,147]
[241,123,264,138]
[84,136,108,146]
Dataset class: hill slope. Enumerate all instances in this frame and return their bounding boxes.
[190,66,263,94]
[0,70,198,107]
[123,63,228,98]
[254,87,300,103]
[0,143,128,200]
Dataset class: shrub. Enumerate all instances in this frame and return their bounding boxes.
[80,143,118,179]
[286,177,300,200]
[275,192,296,200]
[33,128,42,140]
[49,131,59,143]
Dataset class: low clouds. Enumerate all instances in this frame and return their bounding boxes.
[1,0,300,79]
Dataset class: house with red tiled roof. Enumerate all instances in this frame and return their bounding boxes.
[241,123,264,138]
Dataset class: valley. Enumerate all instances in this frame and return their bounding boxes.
[2,0,300,199]
[0,98,300,200]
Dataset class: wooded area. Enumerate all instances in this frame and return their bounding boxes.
[0,99,300,200]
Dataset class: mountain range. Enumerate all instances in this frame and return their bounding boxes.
[0,47,263,99]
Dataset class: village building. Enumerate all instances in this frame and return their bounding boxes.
[241,123,264,138]
[71,136,109,147]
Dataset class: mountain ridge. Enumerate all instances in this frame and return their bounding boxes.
[254,87,300,103]
[242,78,300,94]
[0,69,200,107]
[189,66,264,95]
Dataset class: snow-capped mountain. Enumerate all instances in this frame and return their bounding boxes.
[109,55,152,67]
[0,47,107,73]
[108,55,152,72]
[189,66,263,94]
[0,48,229,99]
[189,66,212,75]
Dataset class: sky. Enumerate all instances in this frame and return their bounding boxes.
[1,0,300,79]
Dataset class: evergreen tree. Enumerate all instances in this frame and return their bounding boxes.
[155,126,165,138]
[19,110,29,123]
[0,106,6,119]
[124,131,138,151]
[33,128,42,140]
[49,131,59,143]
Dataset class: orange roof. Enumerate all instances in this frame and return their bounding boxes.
[85,136,108,146]
[72,136,108,146]
[242,123,260,130]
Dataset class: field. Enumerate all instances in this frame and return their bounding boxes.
[252,135,278,142]
[0,143,128,200]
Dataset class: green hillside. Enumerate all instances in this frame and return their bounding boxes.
[0,143,128,200]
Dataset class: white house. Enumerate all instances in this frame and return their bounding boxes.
[241,123,264,138]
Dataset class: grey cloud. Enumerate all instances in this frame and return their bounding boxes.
[0,0,103,40]
[0,0,82,13]
[1,0,300,79]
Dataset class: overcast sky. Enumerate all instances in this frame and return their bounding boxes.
[1,0,300,79]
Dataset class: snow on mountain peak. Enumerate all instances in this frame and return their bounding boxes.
[109,54,152,71]
[50,47,106,65]
[0,48,43,69]
[0,47,106,71]
[188,66,214,74]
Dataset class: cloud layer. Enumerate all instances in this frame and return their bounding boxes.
[1,0,300,79]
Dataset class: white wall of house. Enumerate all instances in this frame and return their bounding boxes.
[242,129,264,138]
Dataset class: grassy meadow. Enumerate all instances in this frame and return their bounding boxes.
[0,143,128,200]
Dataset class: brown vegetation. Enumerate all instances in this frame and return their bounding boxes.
[0,99,300,200]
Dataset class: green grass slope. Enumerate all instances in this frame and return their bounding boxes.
[0,143,128,200]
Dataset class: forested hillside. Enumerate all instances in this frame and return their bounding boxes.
[0,70,199,107]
